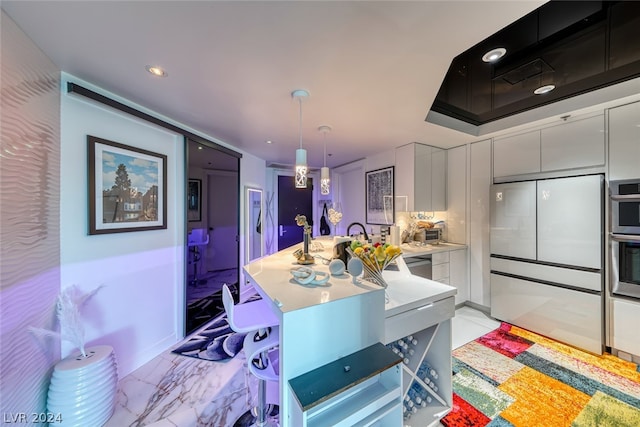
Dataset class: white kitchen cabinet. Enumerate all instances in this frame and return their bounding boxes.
[609,101,640,181]
[470,140,492,308]
[493,130,541,178]
[494,113,607,179]
[395,143,446,212]
[431,149,447,211]
[449,249,468,305]
[431,251,450,283]
[541,114,605,172]
[611,298,640,357]
[446,145,467,244]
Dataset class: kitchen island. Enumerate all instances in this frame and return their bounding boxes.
[242,236,456,426]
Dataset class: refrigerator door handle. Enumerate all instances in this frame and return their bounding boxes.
[610,233,640,243]
[610,194,640,201]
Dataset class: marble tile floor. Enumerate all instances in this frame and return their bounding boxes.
[451,305,501,350]
[106,305,498,426]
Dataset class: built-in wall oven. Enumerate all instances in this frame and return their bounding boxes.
[610,179,640,299]
[611,179,640,235]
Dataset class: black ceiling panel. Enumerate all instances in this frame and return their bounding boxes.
[429,0,640,127]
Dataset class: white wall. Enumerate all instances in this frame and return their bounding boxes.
[61,74,186,377]
[240,153,266,268]
[0,10,61,418]
[332,160,366,236]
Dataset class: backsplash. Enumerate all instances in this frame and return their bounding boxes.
[396,211,448,242]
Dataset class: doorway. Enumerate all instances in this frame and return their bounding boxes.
[186,139,240,335]
[277,175,313,251]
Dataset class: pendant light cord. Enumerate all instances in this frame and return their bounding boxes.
[323,132,327,167]
[298,97,303,150]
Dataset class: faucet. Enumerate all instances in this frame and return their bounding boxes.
[346,222,369,241]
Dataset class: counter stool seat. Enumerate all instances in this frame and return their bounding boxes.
[222,285,279,333]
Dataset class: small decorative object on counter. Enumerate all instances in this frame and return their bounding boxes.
[294,214,315,264]
[290,266,330,286]
[346,257,363,284]
[328,259,346,276]
[346,240,402,288]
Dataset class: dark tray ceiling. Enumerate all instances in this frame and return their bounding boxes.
[429,1,640,127]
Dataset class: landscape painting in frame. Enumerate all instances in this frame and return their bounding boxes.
[88,135,167,234]
[366,166,394,225]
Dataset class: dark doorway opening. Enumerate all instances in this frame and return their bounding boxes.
[277,175,313,251]
[186,140,240,335]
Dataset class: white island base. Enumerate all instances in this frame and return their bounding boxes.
[243,237,456,426]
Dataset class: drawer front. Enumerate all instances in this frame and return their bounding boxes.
[432,251,450,265]
[490,257,601,292]
[432,263,449,281]
[384,297,454,344]
[490,273,602,354]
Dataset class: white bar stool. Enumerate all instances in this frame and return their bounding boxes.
[222,285,280,427]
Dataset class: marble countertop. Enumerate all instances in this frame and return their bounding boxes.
[400,242,467,257]
[243,236,456,317]
[243,236,382,315]
[382,259,457,317]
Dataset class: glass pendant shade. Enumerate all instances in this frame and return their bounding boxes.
[320,166,330,195]
[295,148,308,188]
[292,89,309,189]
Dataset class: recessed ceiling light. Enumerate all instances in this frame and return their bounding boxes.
[145,65,167,77]
[482,48,506,63]
[534,84,556,95]
[266,140,273,144]
[197,146,203,150]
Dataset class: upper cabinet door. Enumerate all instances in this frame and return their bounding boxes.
[394,143,415,212]
[431,149,447,212]
[493,131,541,178]
[537,175,602,269]
[609,101,640,181]
[490,181,537,260]
[541,114,605,172]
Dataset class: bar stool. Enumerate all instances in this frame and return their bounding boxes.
[222,285,280,427]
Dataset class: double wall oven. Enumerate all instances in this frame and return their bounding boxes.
[610,179,640,299]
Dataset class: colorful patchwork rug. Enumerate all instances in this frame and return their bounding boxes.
[442,323,640,427]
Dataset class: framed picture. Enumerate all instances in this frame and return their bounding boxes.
[365,166,394,225]
[187,179,202,222]
[88,135,167,234]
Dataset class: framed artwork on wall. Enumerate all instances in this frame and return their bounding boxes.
[365,166,394,225]
[88,135,167,234]
[187,179,202,222]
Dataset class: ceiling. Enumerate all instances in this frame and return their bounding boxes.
[431,1,640,128]
[2,1,547,169]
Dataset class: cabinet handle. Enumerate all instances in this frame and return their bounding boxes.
[417,303,434,311]
[279,225,285,236]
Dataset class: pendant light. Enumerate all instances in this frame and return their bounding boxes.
[292,90,309,188]
[318,125,332,195]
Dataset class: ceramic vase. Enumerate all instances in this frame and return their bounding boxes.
[46,345,118,427]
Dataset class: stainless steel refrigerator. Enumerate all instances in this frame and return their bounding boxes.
[490,174,604,354]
